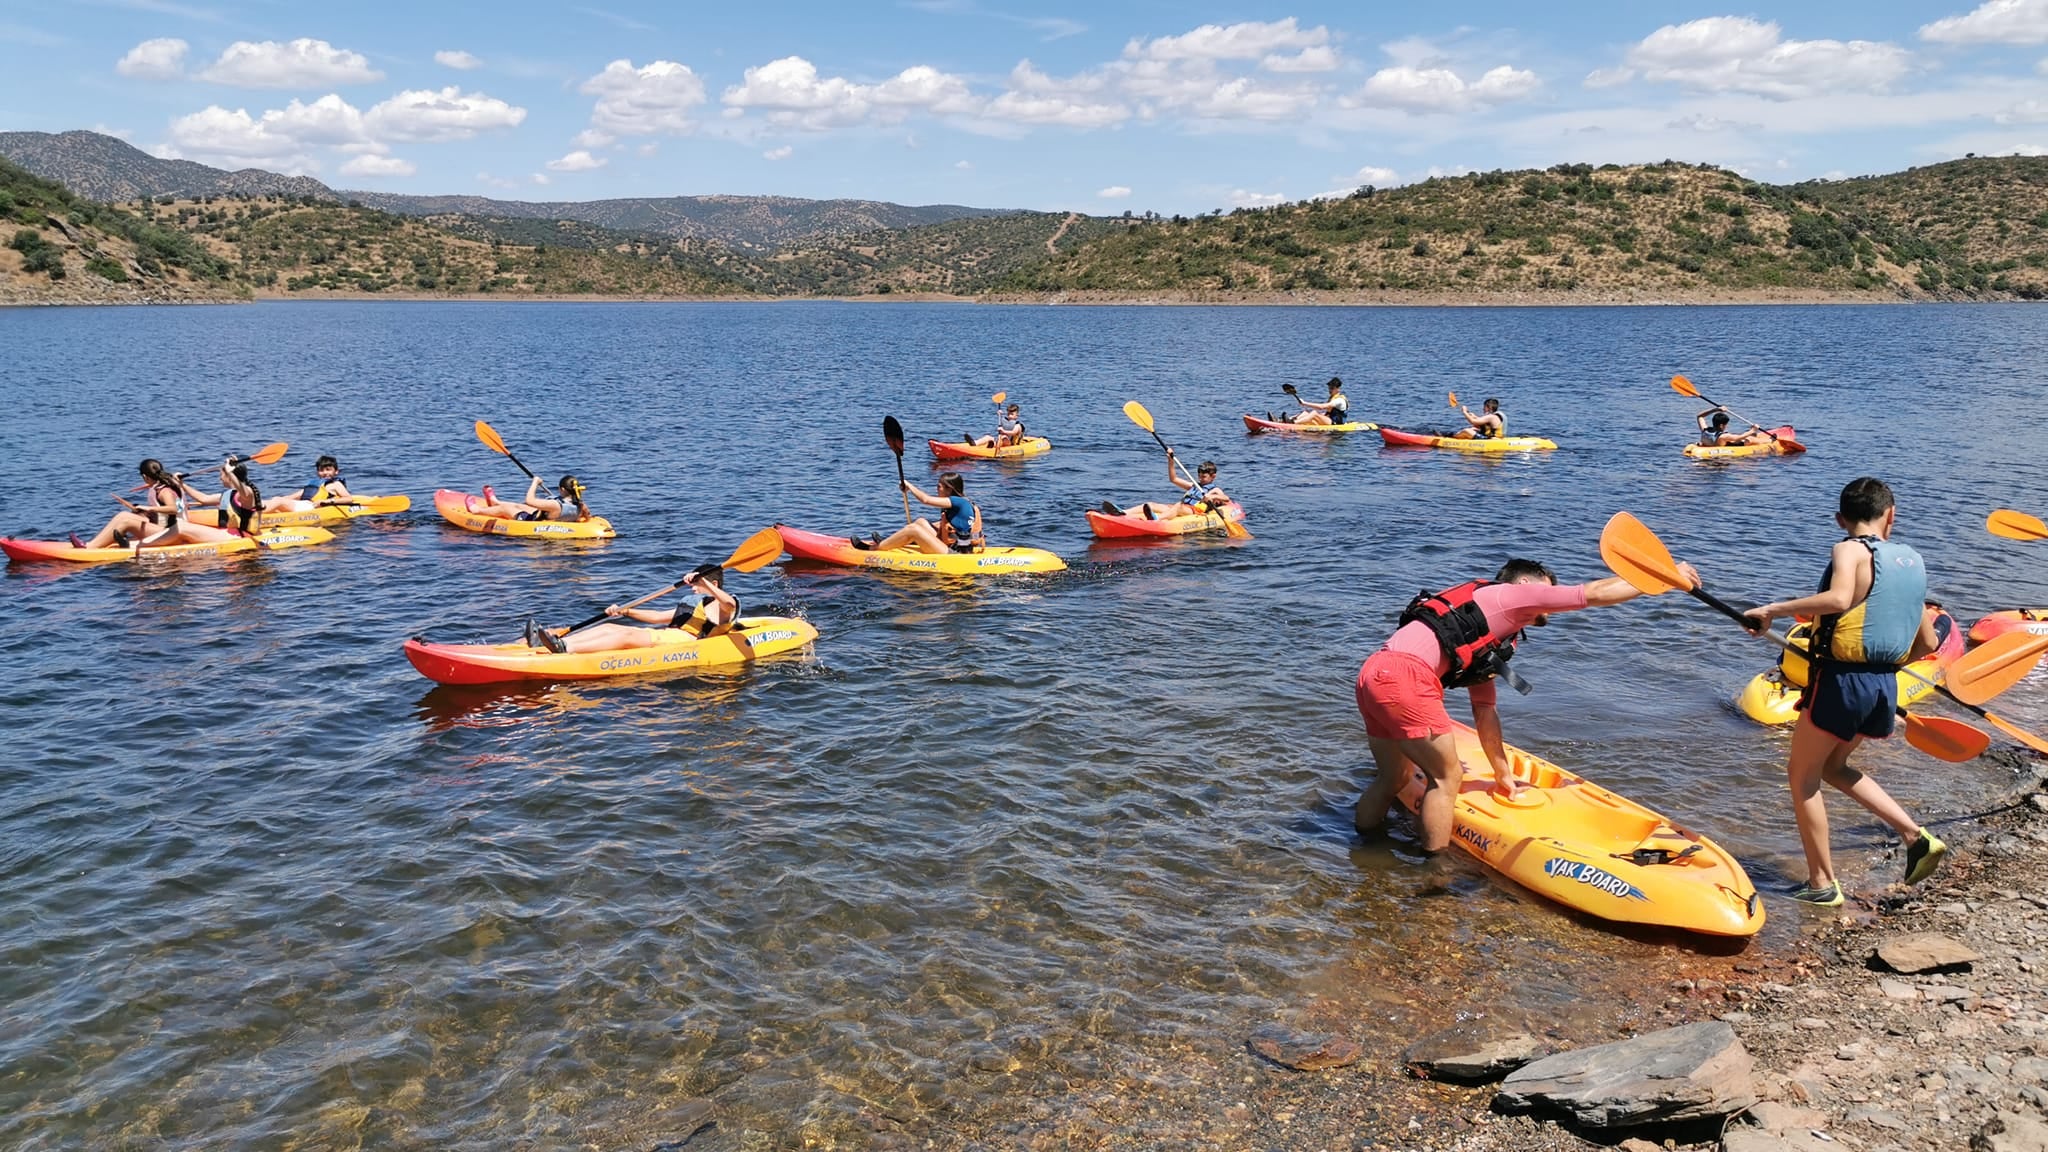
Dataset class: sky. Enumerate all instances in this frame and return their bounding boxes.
[5,1,2048,212]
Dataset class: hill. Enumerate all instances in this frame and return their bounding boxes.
[997,159,2048,302]
[0,130,333,203]
[0,157,245,303]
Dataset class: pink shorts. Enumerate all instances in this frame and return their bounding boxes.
[1355,650,1453,740]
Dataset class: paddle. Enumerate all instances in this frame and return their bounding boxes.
[1988,509,2048,542]
[991,391,1007,406]
[233,442,289,466]
[883,415,912,524]
[475,420,555,499]
[1122,400,1251,540]
[1598,512,1999,762]
[1670,375,1806,453]
[1947,630,2048,707]
[558,527,784,637]
[1280,382,1304,418]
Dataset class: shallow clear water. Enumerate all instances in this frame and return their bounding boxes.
[2,301,2044,1148]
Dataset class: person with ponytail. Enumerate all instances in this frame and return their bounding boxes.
[75,459,188,550]
[471,474,595,523]
[178,457,265,538]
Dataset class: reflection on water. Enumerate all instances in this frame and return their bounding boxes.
[0,301,2043,1147]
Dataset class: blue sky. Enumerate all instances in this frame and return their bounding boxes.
[5,1,2048,212]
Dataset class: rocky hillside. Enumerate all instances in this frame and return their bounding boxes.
[0,131,333,203]
[998,160,2048,301]
[0,158,245,304]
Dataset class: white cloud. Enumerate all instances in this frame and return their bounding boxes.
[1350,164,1401,185]
[198,38,381,88]
[530,172,550,185]
[545,149,606,172]
[164,97,364,170]
[983,60,1128,127]
[1192,76,1314,120]
[1921,0,2048,44]
[477,171,519,190]
[339,153,414,177]
[1229,189,1286,208]
[954,159,973,169]
[1098,184,1131,198]
[1125,18,1327,63]
[434,49,482,70]
[572,128,614,148]
[1263,45,1339,73]
[763,144,793,159]
[1583,66,1635,88]
[117,37,188,79]
[637,142,658,156]
[1669,113,1762,132]
[581,58,707,136]
[1997,99,2048,122]
[364,87,525,142]
[1352,64,1539,112]
[1622,17,1909,99]
[720,57,979,130]
[871,64,979,116]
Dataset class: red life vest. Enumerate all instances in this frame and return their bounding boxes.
[1399,580,1521,688]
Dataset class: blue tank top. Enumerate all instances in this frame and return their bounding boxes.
[1815,536,1926,666]
[939,495,975,539]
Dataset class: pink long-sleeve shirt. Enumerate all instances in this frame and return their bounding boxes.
[1383,581,1592,705]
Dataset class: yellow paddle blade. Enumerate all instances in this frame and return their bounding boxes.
[475,420,510,456]
[247,441,289,465]
[1670,374,1702,399]
[1903,712,1989,763]
[991,391,1007,405]
[1222,514,1252,541]
[1447,391,1459,409]
[1122,400,1156,434]
[1946,631,2048,706]
[723,527,785,573]
[1987,712,2048,756]
[1599,512,1688,595]
[1988,508,2048,542]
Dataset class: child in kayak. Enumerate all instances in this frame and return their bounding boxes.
[1291,377,1350,426]
[76,458,188,549]
[178,456,266,538]
[264,455,353,512]
[1741,477,1947,906]
[533,564,748,655]
[855,472,981,554]
[471,475,595,522]
[1114,451,1228,520]
[1352,557,1698,855]
[969,404,1027,450]
[1452,397,1505,439]
[1697,408,1776,447]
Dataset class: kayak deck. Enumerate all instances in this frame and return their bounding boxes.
[1085,500,1245,539]
[403,616,819,684]
[433,489,616,539]
[246,494,412,527]
[1682,427,1798,460]
[1241,414,1379,434]
[1400,723,1762,937]
[928,437,1052,461]
[775,523,1066,574]
[1379,427,1558,452]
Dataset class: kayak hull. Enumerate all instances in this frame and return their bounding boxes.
[1378,427,1557,452]
[775,524,1065,575]
[1683,427,1797,460]
[1970,610,2048,645]
[1737,612,1963,726]
[244,494,412,527]
[1241,414,1379,434]
[1085,501,1245,539]
[403,616,819,684]
[1400,723,1763,937]
[1,526,334,564]
[928,437,1052,461]
[434,489,616,539]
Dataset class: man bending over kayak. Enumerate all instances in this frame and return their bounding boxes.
[855,472,981,554]
[530,564,749,655]
[1452,397,1506,439]
[1353,557,1698,855]
[1697,408,1776,447]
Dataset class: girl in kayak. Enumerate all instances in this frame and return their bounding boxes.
[1453,397,1505,439]
[1291,377,1349,426]
[264,455,353,512]
[75,458,188,550]
[855,472,981,554]
[532,564,748,655]
[1120,452,1228,520]
[970,403,1027,450]
[471,475,595,522]
[1697,408,1776,447]
[178,456,266,538]
[1351,557,1698,855]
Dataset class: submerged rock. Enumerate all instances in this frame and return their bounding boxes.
[1245,1025,1361,1071]
[1495,1021,1756,1129]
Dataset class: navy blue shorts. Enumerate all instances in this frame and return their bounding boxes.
[1799,665,1898,743]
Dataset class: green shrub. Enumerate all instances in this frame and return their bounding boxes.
[22,244,64,277]
[85,256,127,282]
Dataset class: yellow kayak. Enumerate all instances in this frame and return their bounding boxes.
[1736,613,1963,726]
[434,489,616,539]
[403,616,819,684]
[1682,426,1801,460]
[928,437,1053,461]
[1379,428,1557,452]
[242,494,412,527]
[2,526,335,564]
[777,524,1065,575]
[1400,723,1762,937]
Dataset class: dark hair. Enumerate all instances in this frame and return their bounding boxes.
[938,471,966,496]
[1197,460,1218,475]
[1483,397,1500,412]
[316,455,339,471]
[1839,477,1895,523]
[139,458,171,484]
[1495,558,1556,584]
[223,458,260,534]
[1006,404,1020,415]
[688,563,725,587]
[1710,412,1730,427]
[1326,376,1343,392]
[559,475,584,501]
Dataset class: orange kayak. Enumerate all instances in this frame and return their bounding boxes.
[433,489,615,539]
[775,524,1064,574]
[1971,610,2048,644]
[927,437,1052,461]
[1085,500,1245,539]
[1241,414,1378,434]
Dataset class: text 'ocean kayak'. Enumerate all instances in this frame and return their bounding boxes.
[1086,500,1246,539]
[1378,427,1558,452]
[1241,414,1380,434]
[1399,722,1762,937]
[1682,427,1799,460]
[1,526,335,564]
[246,494,412,527]
[1737,610,1962,726]
[434,489,616,539]
[403,616,819,684]
[1971,610,2048,645]
[928,437,1052,461]
[775,524,1065,575]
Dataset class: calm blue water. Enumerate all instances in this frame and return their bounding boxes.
[2,301,2044,1148]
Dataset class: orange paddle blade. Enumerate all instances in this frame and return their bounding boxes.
[246,442,289,465]
[1903,713,1989,762]
[1946,631,2048,706]
[991,391,1007,405]
[1122,400,1156,434]
[1599,512,1688,595]
[723,527,785,573]
[1221,514,1252,541]
[475,420,510,456]
[1447,390,1459,409]
[1988,509,2048,542]
[1669,374,1702,399]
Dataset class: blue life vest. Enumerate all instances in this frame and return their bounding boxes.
[1814,536,1926,667]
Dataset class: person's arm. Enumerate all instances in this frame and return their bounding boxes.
[1744,541,1865,631]
[611,604,676,625]
[1166,451,1193,493]
[322,478,353,501]
[1461,406,1479,426]
[1905,609,1940,662]
[1472,698,1520,796]
[699,581,738,620]
[903,481,947,508]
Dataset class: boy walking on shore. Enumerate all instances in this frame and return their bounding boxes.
[1743,477,1947,906]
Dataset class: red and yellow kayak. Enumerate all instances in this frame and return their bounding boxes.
[243,494,412,527]
[1,526,335,564]
[1085,500,1245,539]
[1737,609,1964,725]
[434,489,615,539]
[1400,722,1762,937]
[1379,427,1557,452]
[403,616,819,684]
[1241,414,1379,434]
[776,524,1065,575]
[1682,427,1799,460]
[1971,610,2048,645]
[928,437,1052,461]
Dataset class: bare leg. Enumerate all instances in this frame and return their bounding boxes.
[555,622,660,654]
[872,519,947,554]
[86,510,153,549]
[172,518,238,543]
[1787,715,1850,889]
[1452,429,1477,439]
[1820,744,1921,840]
[1357,732,1463,852]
